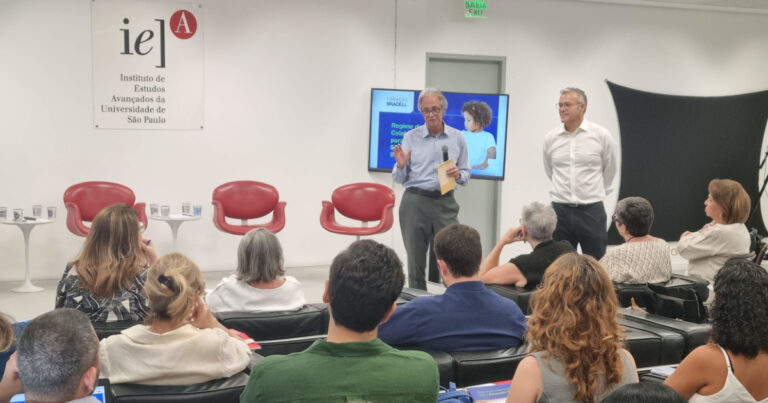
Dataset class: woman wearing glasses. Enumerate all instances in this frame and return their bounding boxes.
[677,179,750,283]
[600,197,672,284]
[55,203,158,322]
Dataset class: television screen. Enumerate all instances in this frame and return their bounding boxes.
[368,88,509,180]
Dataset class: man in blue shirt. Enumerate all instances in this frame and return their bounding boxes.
[392,88,471,290]
[379,224,526,352]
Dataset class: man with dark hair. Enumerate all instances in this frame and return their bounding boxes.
[544,87,617,260]
[379,224,526,352]
[241,240,438,402]
[16,308,101,403]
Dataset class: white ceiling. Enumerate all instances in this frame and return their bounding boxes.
[571,0,768,14]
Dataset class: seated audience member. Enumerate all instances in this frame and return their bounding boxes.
[379,224,526,351]
[208,228,306,313]
[56,204,159,322]
[479,202,573,289]
[99,253,251,385]
[664,258,768,401]
[0,313,27,379]
[16,309,101,403]
[600,197,672,284]
[677,179,750,282]
[507,253,638,403]
[240,240,439,402]
[601,383,686,403]
[0,353,22,403]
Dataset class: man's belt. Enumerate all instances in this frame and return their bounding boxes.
[406,187,454,198]
[552,201,603,208]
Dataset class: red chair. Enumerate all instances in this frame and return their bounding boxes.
[63,181,147,237]
[320,183,395,239]
[212,181,286,235]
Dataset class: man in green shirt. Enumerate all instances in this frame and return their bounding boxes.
[241,240,439,403]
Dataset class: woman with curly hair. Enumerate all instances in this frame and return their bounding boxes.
[506,253,637,403]
[56,203,159,322]
[664,258,768,401]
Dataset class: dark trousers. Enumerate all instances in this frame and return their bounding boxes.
[552,201,608,260]
[399,189,459,290]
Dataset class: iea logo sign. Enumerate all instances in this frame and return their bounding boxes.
[93,1,204,130]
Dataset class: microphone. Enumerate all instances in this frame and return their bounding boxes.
[442,145,449,162]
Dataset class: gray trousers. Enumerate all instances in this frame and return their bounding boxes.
[399,189,460,290]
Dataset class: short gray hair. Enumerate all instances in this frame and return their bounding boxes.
[614,197,654,237]
[561,87,588,105]
[237,228,285,283]
[17,309,98,401]
[521,202,557,242]
[418,88,448,111]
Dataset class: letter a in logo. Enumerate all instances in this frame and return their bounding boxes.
[170,10,197,39]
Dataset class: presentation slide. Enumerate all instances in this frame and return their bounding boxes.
[368,88,509,180]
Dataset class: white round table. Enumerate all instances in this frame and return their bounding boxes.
[150,214,201,251]
[1,219,53,292]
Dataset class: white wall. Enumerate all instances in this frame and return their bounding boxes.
[1,0,766,281]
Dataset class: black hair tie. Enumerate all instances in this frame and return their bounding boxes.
[158,274,178,293]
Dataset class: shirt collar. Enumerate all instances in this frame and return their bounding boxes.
[557,119,590,136]
[533,239,555,250]
[445,280,486,292]
[121,324,198,343]
[305,338,394,357]
[420,123,447,138]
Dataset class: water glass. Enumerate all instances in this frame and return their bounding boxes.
[193,204,202,217]
[0,207,7,221]
[160,205,170,217]
[13,209,23,222]
[150,204,159,217]
[47,206,56,220]
[32,205,42,218]
[181,202,191,216]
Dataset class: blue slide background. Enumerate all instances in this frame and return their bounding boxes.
[369,89,509,180]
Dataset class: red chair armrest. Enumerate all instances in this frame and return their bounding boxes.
[133,202,148,230]
[65,202,90,237]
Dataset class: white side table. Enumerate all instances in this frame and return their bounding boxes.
[1,219,53,292]
[150,214,201,251]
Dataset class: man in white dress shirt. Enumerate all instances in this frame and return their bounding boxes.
[543,87,617,260]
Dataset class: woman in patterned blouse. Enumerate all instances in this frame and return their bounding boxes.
[600,197,672,284]
[55,204,159,322]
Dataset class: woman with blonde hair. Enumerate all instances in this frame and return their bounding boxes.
[678,178,751,283]
[99,253,252,385]
[56,203,158,322]
[506,253,637,403]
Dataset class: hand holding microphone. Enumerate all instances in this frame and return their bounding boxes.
[442,145,460,180]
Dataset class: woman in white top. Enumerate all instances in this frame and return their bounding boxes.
[665,258,768,402]
[601,197,672,284]
[677,179,751,283]
[207,228,306,313]
[99,253,252,385]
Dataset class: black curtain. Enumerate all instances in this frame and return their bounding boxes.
[606,81,768,244]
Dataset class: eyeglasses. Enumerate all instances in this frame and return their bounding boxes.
[421,107,443,116]
[555,102,582,110]
[611,214,622,224]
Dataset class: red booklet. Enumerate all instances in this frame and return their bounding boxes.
[230,329,261,350]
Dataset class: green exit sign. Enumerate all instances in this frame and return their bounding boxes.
[465,0,488,18]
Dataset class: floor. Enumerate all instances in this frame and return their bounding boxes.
[0,265,448,322]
